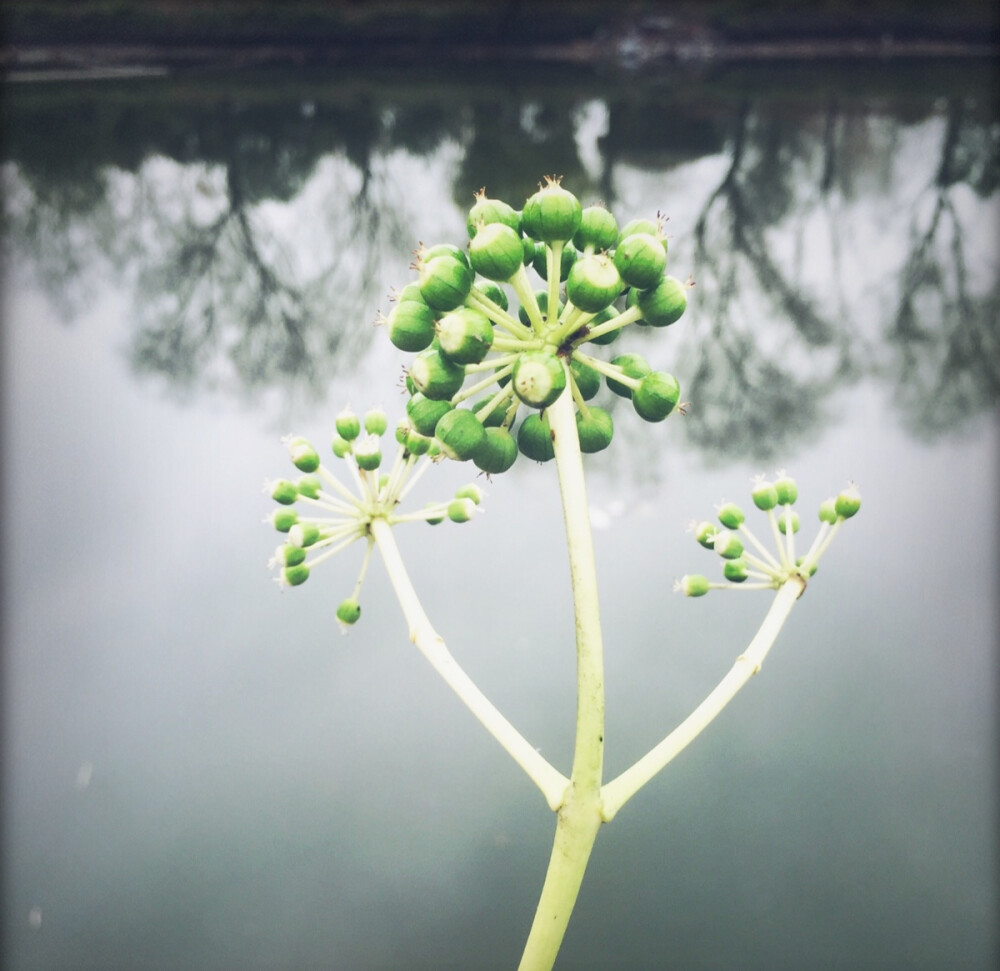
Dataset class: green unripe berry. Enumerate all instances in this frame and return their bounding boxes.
[569,356,601,401]
[353,434,382,472]
[521,178,582,243]
[472,396,506,427]
[575,406,614,453]
[613,232,667,290]
[386,299,436,353]
[717,502,745,529]
[396,282,425,303]
[573,205,619,252]
[723,558,750,583]
[364,408,388,437]
[796,557,819,577]
[774,474,798,505]
[522,236,539,265]
[436,307,494,365]
[434,408,486,462]
[287,436,320,473]
[467,191,520,237]
[407,393,453,436]
[296,475,321,500]
[270,508,299,533]
[616,218,659,244]
[422,243,469,267]
[283,563,310,586]
[583,306,622,346]
[472,426,518,474]
[277,543,306,567]
[270,479,298,505]
[679,574,710,597]
[713,529,745,560]
[835,483,862,519]
[752,480,779,511]
[636,275,687,327]
[532,241,577,281]
[455,484,484,505]
[424,503,445,525]
[517,290,563,327]
[447,497,477,523]
[777,509,800,534]
[409,348,466,401]
[394,420,411,446]
[470,222,525,282]
[632,371,681,422]
[606,353,650,398]
[419,254,474,311]
[478,282,508,311]
[405,431,432,455]
[566,253,623,313]
[818,499,838,524]
[517,412,555,462]
[512,351,567,409]
[336,598,361,625]
[331,436,351,458]
[289,522,322,548]
[335,408,361,442]
[695,521,718,549]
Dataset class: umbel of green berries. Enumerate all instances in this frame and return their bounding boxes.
[380,178,692,474]
[676,474,861,596]
[265,405,486,627]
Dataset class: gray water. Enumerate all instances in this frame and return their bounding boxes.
[2,61,997,970]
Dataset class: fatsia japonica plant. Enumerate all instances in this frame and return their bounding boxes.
[263,177,860,969]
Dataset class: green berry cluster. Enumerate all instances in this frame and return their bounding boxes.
[266,405,485,625]
[382,177,690,472]
[676,474,861,596]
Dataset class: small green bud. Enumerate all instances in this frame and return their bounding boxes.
[364,408,388,437]
[336,598,361,625]
[835,482,862,519]
[455,484,484,505]
[478,282,509,311]
[606,353,650,398]
[277,543,306,567]
[723,558,750,583]
[566,252,623,313]
[470,222,526,282]
[582,306,622,346]
[517,412,555,462]
[409,348,466,401]
[287,437,320,473]
[447,497,477,523]
[424,503,445,525]
[296,475,321,500]
[354,434,382,472]
[796,557,819,577]
[569,356,601,401]
[394,420,411,446]
[436,307,495,365]
[774,474,798,505]
[532,241,577,282]
[331,436,351,458]
[713,529,744,560]
[573,205,619,252]
[407,393,453,436]
[472,426,518,474]
[818,498,838,524]
[405,431,432,455]
[521,177,582,243]
[752,479,779,511]
[512,351,567,409]
[636,275,687,327]
[434,409,486,462]
[467,190,520,237]
[717,502,745,529]
[270,479,298,505]
[575,406,614,454]
[632,371,680,422]
[613,232,667,290]
[777,509,800,535]
[270,508,299,533]
[678,574,710,597]
[335,408,361,442]
[694,521,718,549]
[616,218,659,244]
[418,254,474,311]
[386,299,436,352]
[283,563,310,587]
[517,289,563,327]
[289,522,322,548]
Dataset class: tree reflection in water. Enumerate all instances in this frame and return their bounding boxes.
[2,65,996,448]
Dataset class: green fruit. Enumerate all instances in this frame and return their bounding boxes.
[470,222,525,282]
[521,178,582,243]
[409,348,466,400]
[472,396,507,427]
[386,299,436,352]
[422,243,469,267]
[406,393,453,436]
[270,479,298,505]
[717,502,745,529]
[613,232,667,290]
[606,353,651,398]
[583,306,622,346]
[532,241,577,281]
[636,275,687,327]
[418,254,474,311]
[566,253,622,313]
[632,371,680,422]
[616,218,659,244]
[573,205,619,252]
[467,191,520,237]
[434,408,486,461]
[723,559,749,583]
[517,289,563,327]
[569,356,601,400]
[472,426,519,474]
[575,406,614,453]
[478,282,509,311]
[437,307,494,365]
[287,436,320,473]
[835,483,861,519]
[337,598,361,624]
[512,351,567,409]
[517,412,555,462]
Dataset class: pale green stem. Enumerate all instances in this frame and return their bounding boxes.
[517,382,606,971]
[737,522,782,571]
[600,577,804,821]
[370,517,569,810]
[571,304,642,345]
[546,241,563,332]
[510,264,546,332]
[466,285,534,340]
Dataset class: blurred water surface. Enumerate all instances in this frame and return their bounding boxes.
[2,59,998,970]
